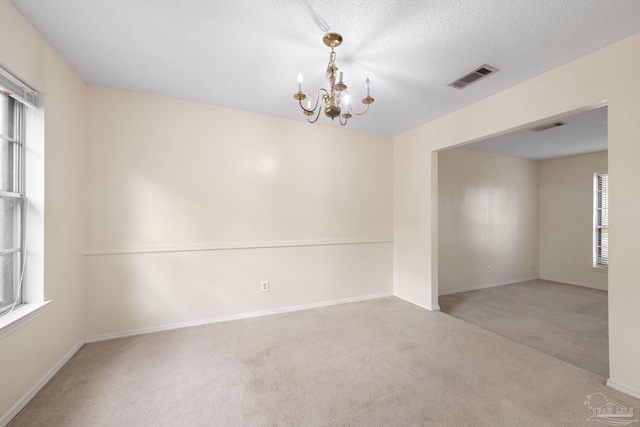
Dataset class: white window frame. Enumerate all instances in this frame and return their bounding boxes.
[593,172,608,269]
[0,66,48,338]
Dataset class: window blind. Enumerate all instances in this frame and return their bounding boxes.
[0,66,39,108]
[595,173,608,267]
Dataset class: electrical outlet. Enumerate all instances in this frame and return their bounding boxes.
[261,280,269,292]
[487,265,491,272]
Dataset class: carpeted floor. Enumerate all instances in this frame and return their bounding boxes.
[9,296,636,426]
[439,279,608,377]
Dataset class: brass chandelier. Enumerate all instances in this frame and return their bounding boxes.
[294,32,374,126]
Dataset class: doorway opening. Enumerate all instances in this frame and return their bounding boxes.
[436,105,609,377]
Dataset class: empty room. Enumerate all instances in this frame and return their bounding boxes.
[1,1,640,426]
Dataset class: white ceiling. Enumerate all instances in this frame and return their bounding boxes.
[9,1,640,136]
[464,106,608,161]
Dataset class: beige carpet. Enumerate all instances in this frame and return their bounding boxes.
[9,297,637,426]
[439,279,608,377]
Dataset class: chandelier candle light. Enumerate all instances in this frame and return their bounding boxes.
[294,32,374,126]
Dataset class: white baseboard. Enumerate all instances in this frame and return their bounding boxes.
[438,277,539,296]
[86,292,393,343]
[539,276,607,292]
[1,339,84,427]
[607,379,640,400]
[392,293,437,311]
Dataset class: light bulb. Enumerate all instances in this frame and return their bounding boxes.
[365,77,371,97]
[297,73,303,92]
[307,100,311,110]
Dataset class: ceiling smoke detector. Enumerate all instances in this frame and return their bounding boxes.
[448,65,499,89]
[528,121,566,132]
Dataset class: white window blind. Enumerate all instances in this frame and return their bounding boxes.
[0,91,24,314]
[595,173,608,268]
[0,66,38,316]
[0,67,39,108]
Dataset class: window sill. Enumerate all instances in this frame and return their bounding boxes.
[0,301,50,340]
[592,266,608,273]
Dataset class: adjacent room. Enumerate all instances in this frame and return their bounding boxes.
[437,106,609,377]
[1,1,640,425]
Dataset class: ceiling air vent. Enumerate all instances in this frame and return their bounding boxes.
[448,65,499,89]
[528,121,566,132]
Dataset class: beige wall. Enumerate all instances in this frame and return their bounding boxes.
[438,148,608,294]
[393,131,435,308]
[0,0,86,421]
[438,148,539,294]
[84,86,393,338]
[394,32,640,396]
[539,151,608,290]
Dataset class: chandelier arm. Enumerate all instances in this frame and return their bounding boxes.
[304,89,329,123]
[339,115,348,126]
[299,88,328,113]
[347,102,371,116]
[307,104,323,123]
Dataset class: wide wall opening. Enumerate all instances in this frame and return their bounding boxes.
[436,105,609,377]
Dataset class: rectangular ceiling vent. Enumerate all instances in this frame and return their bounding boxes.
[528,121,566,132]
[448,65,499,89]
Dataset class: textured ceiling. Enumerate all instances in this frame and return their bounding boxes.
[9,1,640,136]
[464,106,607,161]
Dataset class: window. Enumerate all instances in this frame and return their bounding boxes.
[0,66,38,322]
[0,92,25,315]
[594,172,608,268]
